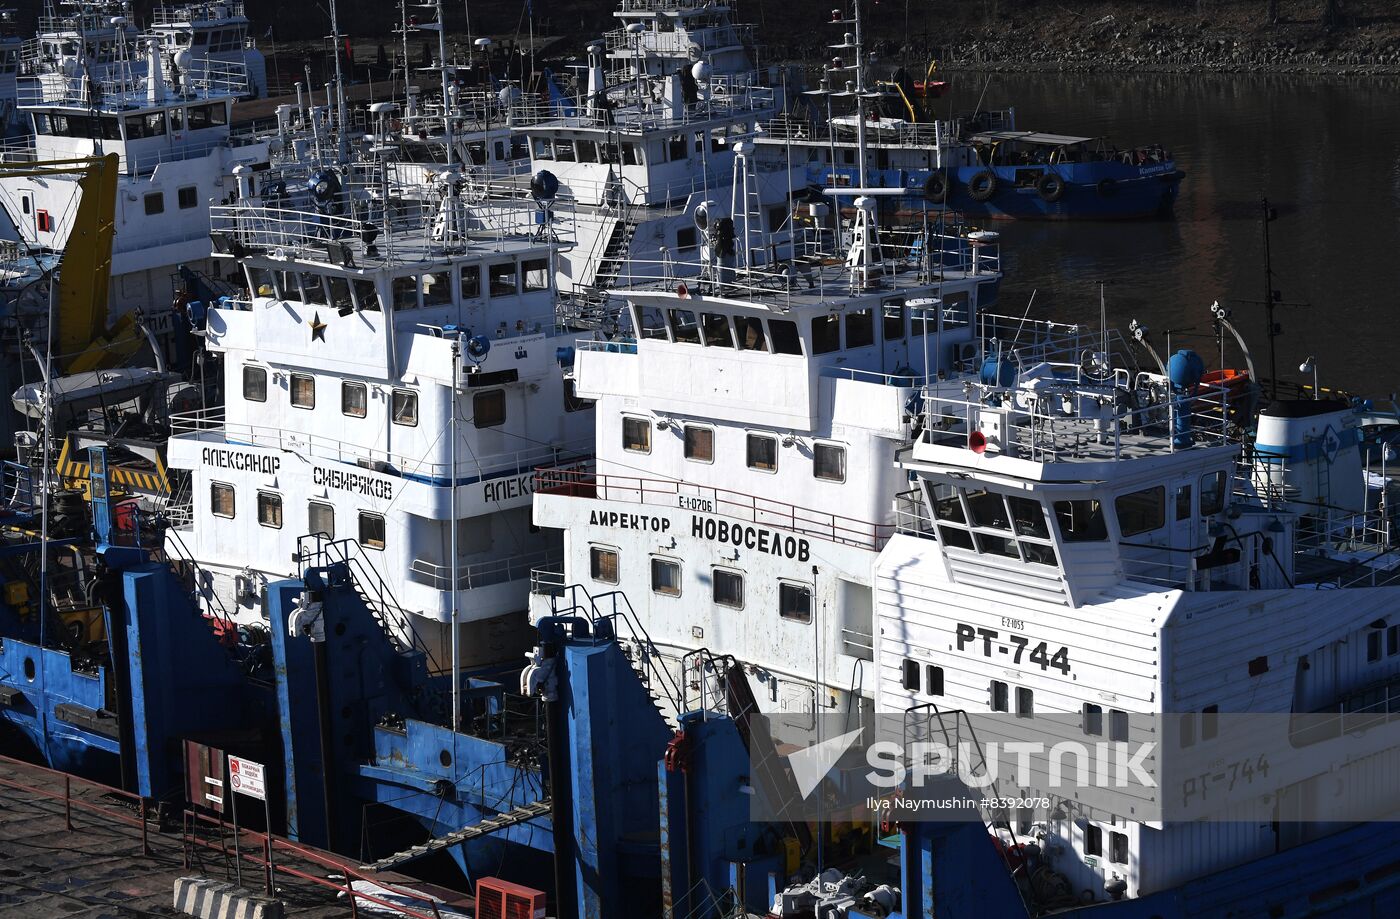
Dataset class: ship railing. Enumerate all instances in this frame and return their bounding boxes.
[1294,507,1395,576]
[170,407,592,484]
[151,1,248,26]
[603,21,753,56]
[1292,676,1400,746]
[894,488,935,538]
[619,0,736,12]
[1,460,35,513]
[763,116,951,149]
[534,463,895,551]
[1120,554,1195,591]
[17,57,250,107]
[918,373,1239,463]
[0,134,261,179]
[408,549,560,593]
[529,561,565,596]
[551,78,775,131]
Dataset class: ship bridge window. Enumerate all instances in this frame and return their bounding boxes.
[170,107,186,133]
[700,313,734,348]
[459,265,481,300]
[489,263,518,297]
[939,487,1057,565]
[359,512,386,550]
[257,492,283,529]
[941,291,970,329]
[636,305,668,340]
[144,193,165,216]
[811,314,841,354]
[622,143,643,166]
[668,309,701,344]
[473,390,506,428]
[341,381,367,418]
[814,443,845,482]
[532,138,553,160]
[352,279,381,311]
[623,416,652,453]
[554,139,576,162]
[299,273,328,306]
[1175,484,1192,521]
[178,185,199,209]
[667,135,687,161]
[1053,499,1108,542]
[329,276,354,313]
[746,434,777,472]
[883,300,906,341]
[1115,486,1165,537]
[779,581,812,624]
[1007,496,1050,540]
[391,275,419,310]
[211,482,235,518]
[1200,470,1228,516]
[736,316,767,351]
[576,140,598,163]
[247,267,275,297]
[1110,832,1128,866]
[522,259,550,292]
[308,501,335,539]
[676,227,699,252]
[684,425,714,463]
[391,389,418,426]
[422,273,452,308]
[242,365,267,402]
[769,319,802,355]
[845,307,875,349]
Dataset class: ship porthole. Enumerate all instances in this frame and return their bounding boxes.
[440,750,452,768]
[22,658,35,681]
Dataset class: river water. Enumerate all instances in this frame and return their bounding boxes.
[961,71,1400,397]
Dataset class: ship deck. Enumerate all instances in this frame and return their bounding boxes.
[0,755,471,918]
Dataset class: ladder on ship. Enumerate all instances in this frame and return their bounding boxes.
[359,799,553,872]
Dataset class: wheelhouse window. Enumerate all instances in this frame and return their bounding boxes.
[684,425,714,463]
[779,581,812,623]
[1115,486,1166,537]
[329,276,353,313]
[391,389,418,426]
[473,390,506,428]
[290,373,315,409]
[1054,499,1108,542]
[391,275,419,310]
[422,272,451,308]
[769,319,802,355]
[650,557,681,596]
[668,309,701,344]
[746,434,777,472]
[243,365,267,402]
[941,291,970,328]
[459,264,481,300]
[844,307,875,348]
[299,273,328,306]
[937,487,1056,565]
[307,501,335,539]
[359,512,386,549]
[700,313,734,348]
[623,416,651,453]
[522,258,550,292]
[813,443,845,482]
[178,185,198,209]
[590,546,619,584]
[1200,470,1228,516]
[489,262,518,297]
[636,305,668,340]
[811,314,841,354]
[882,300,906,341]
[713,568,744,608]
[211,482,235,518]
[735,316,767,351]
[341,381,367,418]
[257,492,283,528]
[144,192,164,215]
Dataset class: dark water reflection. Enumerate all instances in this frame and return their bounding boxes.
[963,71,1400,396]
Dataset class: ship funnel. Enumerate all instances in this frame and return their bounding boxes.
[1255,399,1364,517]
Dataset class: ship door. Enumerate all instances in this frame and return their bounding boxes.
[19,192,34,238]
[1171,479,1197,581]
[883,297,910,371]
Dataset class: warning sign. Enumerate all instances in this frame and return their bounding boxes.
[228,756,267,801]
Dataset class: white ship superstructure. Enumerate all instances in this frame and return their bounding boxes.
[531,196,1011,717]
[0,8,21,134]
[475,1,793,316]
[874,347,1400,903]
[0,32,268,333]
[165,172,593,668]
[150,1,267,99]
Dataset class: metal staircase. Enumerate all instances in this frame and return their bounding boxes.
[570,215,637,328]
[359,799,553,872]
